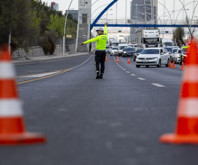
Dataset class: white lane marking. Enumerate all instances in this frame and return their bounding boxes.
[131,74,136,76]
[138,77,146,81]
[123,69,126,71]
[152,83,165,88]
[126,71,130,73]
[19,71,60,78]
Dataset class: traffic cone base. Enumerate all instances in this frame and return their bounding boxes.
[160,133,198,144]
[0,133,46,145]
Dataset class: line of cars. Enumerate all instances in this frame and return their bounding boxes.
[107,44,136,57]
[106,44,188,68]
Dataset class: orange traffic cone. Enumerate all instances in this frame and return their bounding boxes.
[180,62,184,70]
[169,60,172,68]
[105,55,108,62]
[160,39,198,144]
[128,58,131,64]
[0,46,46,145]
[116,56,119,63]
[172,61,176,69]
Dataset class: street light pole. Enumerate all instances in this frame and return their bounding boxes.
[63,0,73,56]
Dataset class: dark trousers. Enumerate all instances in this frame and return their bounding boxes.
[95,51,106,74]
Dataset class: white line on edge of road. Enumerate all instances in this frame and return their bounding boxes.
[152,83,165,88]
[138,77,146,81]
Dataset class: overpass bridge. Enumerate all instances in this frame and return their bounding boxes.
[92,19,198,28]
[90,0,198,30]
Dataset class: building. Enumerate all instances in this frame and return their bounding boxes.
[130,0,158,43]
[66,10,78,22]
[51,2,59,11]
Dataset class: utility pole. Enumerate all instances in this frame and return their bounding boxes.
[116,1,118,24]
[144,0,146,26]
[173,0,175,21]
[125,0,127,24]
[63,0,73,56]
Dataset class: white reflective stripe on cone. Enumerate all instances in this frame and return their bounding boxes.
[178,98,198,117]
[0,62,16,79]
[183,65,198,82]
[0,99,23,117]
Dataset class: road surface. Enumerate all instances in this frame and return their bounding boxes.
[0,54,197,165]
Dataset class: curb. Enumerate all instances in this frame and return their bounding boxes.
[13,52,91,65]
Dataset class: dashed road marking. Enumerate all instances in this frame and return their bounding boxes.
[152,83,165,88]
[131,74,136,76]
[138,77,146,81]
[123,69,126,71]
[126,71,130,73]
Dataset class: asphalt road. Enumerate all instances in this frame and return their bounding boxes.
[0,54,198,165]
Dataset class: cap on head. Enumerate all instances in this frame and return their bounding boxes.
[96,28,104,32]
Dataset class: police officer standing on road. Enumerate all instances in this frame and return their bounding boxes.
[81,23,108,79]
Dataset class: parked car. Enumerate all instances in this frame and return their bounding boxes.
[110,47,119,56]
[122,47,136,57]
[134,48,144,61]
[117,44,128,56]
[136,48,170,68]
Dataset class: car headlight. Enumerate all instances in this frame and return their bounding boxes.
[154,57,158,61]
[123,51,126,53]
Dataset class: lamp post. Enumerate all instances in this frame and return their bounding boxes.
[8,0,16,55]
[63,0,73,56]
[178,0,193,37]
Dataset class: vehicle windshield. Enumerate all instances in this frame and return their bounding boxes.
[136,49,143,53]
[112,43,119,46]
[172,49,178,53]
[112,48,118,50]
[124,48,135,51]
[119,46,127,50]
[164,42,173,46]
[141,49,159,54]
[165,48,172,52]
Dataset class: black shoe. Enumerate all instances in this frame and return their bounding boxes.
[96,72,100,79]
[99,73,103,79]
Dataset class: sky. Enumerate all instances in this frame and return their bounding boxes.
[42,0,197,21]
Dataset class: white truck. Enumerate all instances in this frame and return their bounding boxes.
[137,30,161,48]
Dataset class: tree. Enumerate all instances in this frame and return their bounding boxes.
[173,27,186,47]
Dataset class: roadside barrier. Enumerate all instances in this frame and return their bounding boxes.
[160,39,198,144]
[0,46,46,145]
